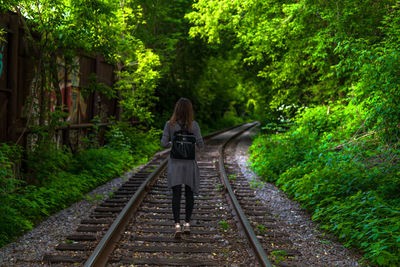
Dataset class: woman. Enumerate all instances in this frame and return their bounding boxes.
[161,98,204,238]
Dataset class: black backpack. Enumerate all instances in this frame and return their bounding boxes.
[170,122,196,160]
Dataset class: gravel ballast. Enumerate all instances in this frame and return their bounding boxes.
[0,165,145,266]
[1,126,366,266]
[231,126,366,266]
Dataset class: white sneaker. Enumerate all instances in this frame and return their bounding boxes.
[183,222,190,234]
[174,223,182,239]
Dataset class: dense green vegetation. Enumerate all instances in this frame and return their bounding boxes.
[184,0,400,265]
[1,1,399,265]
[134,0,253,130]
[0,124,160,246]
[0,0,163,247]
[250,105,399,265]
[0,0,249,247]
[187,0,400,130]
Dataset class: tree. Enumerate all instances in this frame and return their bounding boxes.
[186,0,397,111]
[5,0,161,133]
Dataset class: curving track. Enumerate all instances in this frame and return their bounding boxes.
[43,122,300,266]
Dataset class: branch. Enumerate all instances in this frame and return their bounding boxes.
[275,5,305,30]
[14,7,39,55]
[330,130,377,151]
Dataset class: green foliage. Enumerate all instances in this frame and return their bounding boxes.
[81,117,102,150]
[249,179,264,189]
[0,147,131,246]
[0,144,26,246]
[353,49,400,142]
[201,104,248,135]
[4,0,161,139]
[133,0,252,129]
[115,46,161,122]
[0,26,6,43]
[216,183,223,191]
[250,104,400,265]
[105,122,162,159]
[2,1,398,262]
[0,202,33,247]
[0,126,160,247]
[1,0,251,250]
[26,143,72,185]
[193,55,246,124]
[0,143,23,195]
[135,0,193,74]
[84,194,106,204]
[218,220,230,231]
[187,0,399,137]
[256,224,267,234]
[270,250,287,264]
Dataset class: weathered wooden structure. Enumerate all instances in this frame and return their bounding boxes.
[0,11,119,150]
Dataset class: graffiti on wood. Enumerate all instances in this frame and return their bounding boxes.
[0,11,116,145]
[69,88,87,123]
[57,56,87,123]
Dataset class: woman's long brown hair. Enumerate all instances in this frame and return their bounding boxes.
[170,98,194,130]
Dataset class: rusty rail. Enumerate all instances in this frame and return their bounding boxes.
[83,123,248,267]
[219,122,272,267]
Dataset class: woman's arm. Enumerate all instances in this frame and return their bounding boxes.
[161,121,171,148]
[193,121,204,149]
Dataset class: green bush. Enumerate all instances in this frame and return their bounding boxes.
[250,103,400,265]
[0,202,33,246]
[26,143,72,185]
[201,106,248,135]
[0,144,30,246]
[105,122,162,160]
[250,129,317,181]
[0,128,161,248]
[0,143,23,194]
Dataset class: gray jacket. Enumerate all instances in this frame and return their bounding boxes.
[161,120,204,194]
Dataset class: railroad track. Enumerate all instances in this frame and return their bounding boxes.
[223,130,302,266]
[43,122,301,266]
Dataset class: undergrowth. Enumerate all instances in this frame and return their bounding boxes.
[0,124,161,247]
[201,107,249,135]
[249,103,400,266]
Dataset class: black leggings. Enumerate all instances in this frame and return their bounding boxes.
[172,184,194,223]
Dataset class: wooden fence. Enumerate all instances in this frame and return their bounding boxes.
[0,11,120,151]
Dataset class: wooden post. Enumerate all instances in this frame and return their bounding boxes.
[115,61,122,121]
[93,54,100,119]
[62,58,71,148]
[7,14,19,142]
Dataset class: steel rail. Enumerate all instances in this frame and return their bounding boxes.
[219,122,273,267]
[154,122,247,159]
[84,122,248,267]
